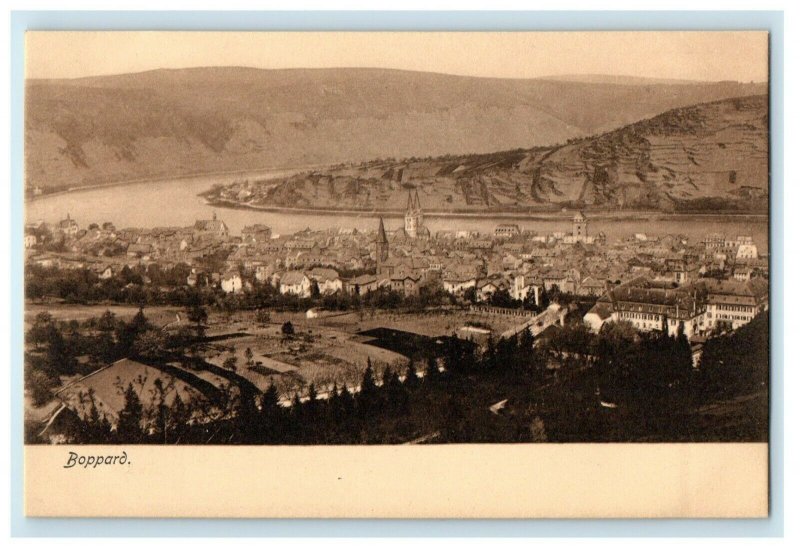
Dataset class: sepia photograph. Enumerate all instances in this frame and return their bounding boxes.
[22,31,770,448]
[16,27,777,520]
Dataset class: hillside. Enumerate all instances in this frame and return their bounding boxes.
[25,67,765,192]
[204,95,768,214]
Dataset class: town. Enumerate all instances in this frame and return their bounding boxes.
[24,189,770,444]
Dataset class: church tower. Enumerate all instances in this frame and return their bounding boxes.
[376,216,389,265]
[573,210,588,241]
[404,189,424,239]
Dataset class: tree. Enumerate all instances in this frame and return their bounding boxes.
[518,327,535,354]
[117,382,144,443]
[404,361,419,388]
[425,355,440,382]
[169,392,191,442]
[185,299,208,340]
[281,321,295,337]
[463,286,477,304]
[27,311,54,350]
[260,383,282,442]
[357,359,378,416]
[132,329,168,361]
[25,367,60,406]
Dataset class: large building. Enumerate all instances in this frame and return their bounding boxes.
[700,278,769,331]
[585,276,768,337]
[583,277,707,338]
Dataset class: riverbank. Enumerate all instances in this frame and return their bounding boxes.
[202,196,769,224]
[26,163,327,202]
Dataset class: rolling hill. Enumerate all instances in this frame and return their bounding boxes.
[205,95,768,214]
[25,67,766,193]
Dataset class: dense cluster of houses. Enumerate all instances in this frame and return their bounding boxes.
[26,193,768,337]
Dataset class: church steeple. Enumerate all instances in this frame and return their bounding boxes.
[377,217,388,245]
[376,216,389,264]
[404,188,424,239]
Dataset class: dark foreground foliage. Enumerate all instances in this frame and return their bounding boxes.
[27,308,769,444]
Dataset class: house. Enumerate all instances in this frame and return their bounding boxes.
[476,279,506,302]
[578,277,607,297]
[126,243,153,260]
[736,243,759,260]
[241,224,272,244]
[512,274,541,304]
[701,278,769,332]
[378,273,421,297]
[279,271,313,298]
[542,270,577,294]
[346,274,378,296]
[733,267,754,282]
[93,264,115,280]
[221,271,243,294]
[443,275,477,296]
[308,267,342,295]
[24,233,38,248]
[58,215,79,236]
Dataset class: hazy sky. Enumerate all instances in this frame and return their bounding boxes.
[26,31,769,82]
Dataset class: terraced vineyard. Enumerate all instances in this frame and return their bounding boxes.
[208,95,768,214]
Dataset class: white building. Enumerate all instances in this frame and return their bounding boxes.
[736,243,759,260]
[702,278,769,331]
[308,267,342,295]
[221,271,243,294]
[583,277,706,338]
[279,271,313,298]
[512,274,541,305]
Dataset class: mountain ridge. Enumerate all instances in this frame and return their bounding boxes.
[202,94,768,214]
[25,67,767,193]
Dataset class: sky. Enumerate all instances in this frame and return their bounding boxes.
[25,31,769,82]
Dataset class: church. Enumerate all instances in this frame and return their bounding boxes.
[392,189,431,242]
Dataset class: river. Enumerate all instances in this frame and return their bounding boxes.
[26,171,770,251]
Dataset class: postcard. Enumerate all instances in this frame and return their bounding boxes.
[22,30,770,518]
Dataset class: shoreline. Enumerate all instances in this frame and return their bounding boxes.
[26,164,324,202]
[202,197,769,223]
[28,167,769,224]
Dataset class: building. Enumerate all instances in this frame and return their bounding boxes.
[279,271,313,298]
[701,278,769,332]
[193,212,229,237]
[346,274,378,295]
[221,271,243,293]
[241,224,272,244]
[573,211,588,242]
[375,217,389,268]
[494,224,521,238]
[395,189,430,241]
[736,242,759,260]
[577,276,607,297]
[584,277,707,337]
[58,214,79,236]
[308,267,343,295]
[512,274,542,305]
